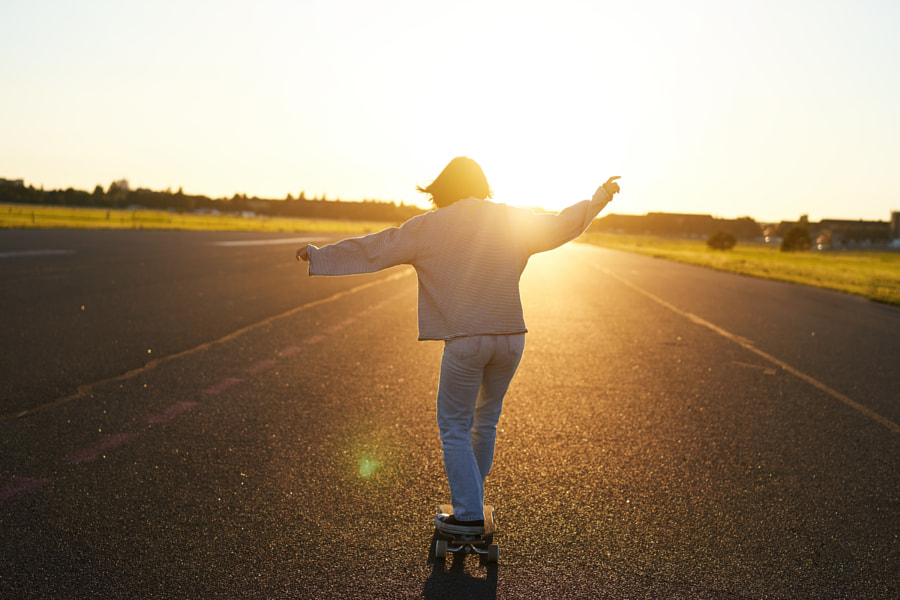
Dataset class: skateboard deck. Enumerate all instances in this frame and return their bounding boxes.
[434,504,499,562]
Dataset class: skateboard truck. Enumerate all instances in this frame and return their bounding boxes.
[434,504,499,563]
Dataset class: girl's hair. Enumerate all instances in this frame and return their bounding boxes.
[416,156,493,208]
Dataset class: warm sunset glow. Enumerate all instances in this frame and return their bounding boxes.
[2,1,898,221]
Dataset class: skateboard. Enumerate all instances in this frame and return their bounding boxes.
[434,504,499,563]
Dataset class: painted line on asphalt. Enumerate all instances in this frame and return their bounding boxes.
[63,432,142,465]
[200,298,390,397]
[202,377,245,396]
[1,281,413,505]
[0,477,52,505]
[733,360,778,375]
[245,359,278,375]
[1,269,413,422]
[597,265,900,435]
[144,401,199,424]
[182,291,406,401]
[0,249,75,259]
[277,333,329,357]
[211,237,327,247]
[324,316,357,335]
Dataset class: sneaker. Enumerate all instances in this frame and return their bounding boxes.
[435,513,485,536]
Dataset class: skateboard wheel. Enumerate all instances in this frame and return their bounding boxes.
[435,539,448,559]
[487,544,499,563]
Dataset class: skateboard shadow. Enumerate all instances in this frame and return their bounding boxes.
[422,533,498,600]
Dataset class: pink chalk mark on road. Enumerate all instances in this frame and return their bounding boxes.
[144,401,199,424]
[0,477,52,505]
[63,432,142,465]
[202,377,244,395]
[279,346,303,357]
[246,359,278,375]
[303,334,326,345]
[358,299,391,317]
[324,317,357,335]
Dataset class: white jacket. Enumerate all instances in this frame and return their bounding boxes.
[307,190,610,340]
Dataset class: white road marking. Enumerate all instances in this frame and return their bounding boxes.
[597,265,900,435]
[0,249,75,258]
[732,361,778,375]
[211,237,327,247]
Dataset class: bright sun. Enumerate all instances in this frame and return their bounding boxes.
[409,19,628,212]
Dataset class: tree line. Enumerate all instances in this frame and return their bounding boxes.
[0,179,425,224]
[588,211,764,240]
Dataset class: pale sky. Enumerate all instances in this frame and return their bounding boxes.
[2,0,898,222]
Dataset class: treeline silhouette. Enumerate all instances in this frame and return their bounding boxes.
[0,179,425,223]
[589,212,763,239]
[13,177,889,246]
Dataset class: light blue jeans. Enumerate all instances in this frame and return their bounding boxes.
[437,333,525,521]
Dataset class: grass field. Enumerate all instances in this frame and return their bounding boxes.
[580,233,900,307]
[0,203,394,234]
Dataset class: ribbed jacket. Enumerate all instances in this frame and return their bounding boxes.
[307,190,610,340]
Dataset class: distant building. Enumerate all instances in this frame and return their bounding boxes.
[645,212,717,237]
[777,216,892,247]
[0,178,25,187]
[590,211,899,247]
[590,212,762,239]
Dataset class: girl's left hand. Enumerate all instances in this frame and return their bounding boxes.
[296,246,309,262]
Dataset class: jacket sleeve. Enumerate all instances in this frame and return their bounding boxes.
[522,187,611,255]
[307,215,423,276]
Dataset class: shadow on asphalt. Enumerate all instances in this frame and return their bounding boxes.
[422,533,498,599]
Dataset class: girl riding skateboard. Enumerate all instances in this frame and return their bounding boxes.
[297,157,620,535]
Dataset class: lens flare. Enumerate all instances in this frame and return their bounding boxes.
[358,454,381,478]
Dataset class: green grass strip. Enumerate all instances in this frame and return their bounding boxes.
[580,233,900,307]
[0,203,394,234]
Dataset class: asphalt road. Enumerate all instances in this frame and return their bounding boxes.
[1,229,898,599]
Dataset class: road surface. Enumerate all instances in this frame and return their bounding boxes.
[1,229,898,599]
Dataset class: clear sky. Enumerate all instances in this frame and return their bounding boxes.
[2,0,898,222]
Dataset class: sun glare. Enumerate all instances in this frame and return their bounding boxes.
[411,19,627,213]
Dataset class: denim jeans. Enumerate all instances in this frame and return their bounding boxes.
[436,333,526,521]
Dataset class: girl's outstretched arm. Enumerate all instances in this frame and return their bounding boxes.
[297,214,424,276]
[522,176,621,255]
